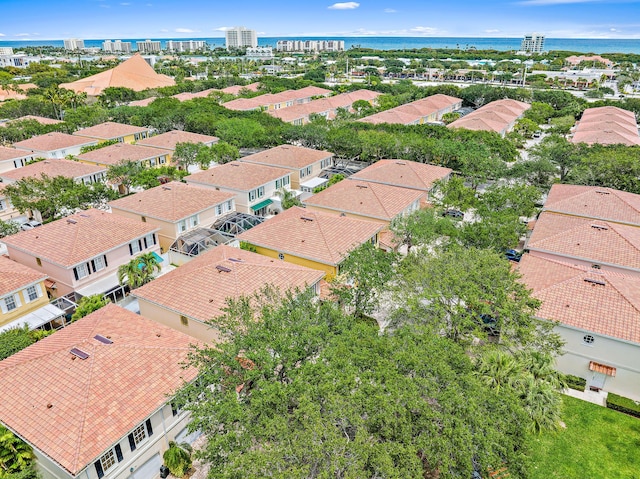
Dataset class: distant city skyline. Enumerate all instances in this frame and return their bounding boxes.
[2,0,640,41]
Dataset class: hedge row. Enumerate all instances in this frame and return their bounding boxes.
[606,393,640,419]
[564,374,586,391]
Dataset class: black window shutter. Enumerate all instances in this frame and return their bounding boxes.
[91,260,96,273]
[73,268,79,280]
[138,239,143,251]
[171,402,178,416]
[152,234,156,245]
[146,418,153,436]
[94,460,104,478]
[143,236,148,249]
[128,433,136,451]
[103,255,108,267]
[129,243,133,255]
[115,444,123,462]
[86,262,92,275]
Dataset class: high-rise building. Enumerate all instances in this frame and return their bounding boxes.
[166,40,208,52]
[0,47,14,56]
[276,40,345,52]
[137,40,162,53]
[225,27,258,50]
[63,39,85,51]
[520,34,545,54]
[103,40,133,53]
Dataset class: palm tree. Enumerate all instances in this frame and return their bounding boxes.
[0,425,35,476]
[163,441,192,477]
[275,187,301,210]
[117,252,161,290]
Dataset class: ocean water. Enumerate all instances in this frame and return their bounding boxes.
[1,37,640,54]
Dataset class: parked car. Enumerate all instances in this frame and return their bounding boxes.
[442,208,464,219]
[505,249,522,262]
[20,220,42,231]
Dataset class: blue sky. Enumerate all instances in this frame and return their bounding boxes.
[1,0,639,40]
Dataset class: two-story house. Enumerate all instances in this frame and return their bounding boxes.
[0,146,36,174]
[73,121,153,144]
[238,145,334,190]
[12,132,98,159]
[186,161,292,216]
[0,183,23,223]
[0,303,200,479]
[0,159,107,186]
[76,143,169,169]
[109,181,235,252]
[136,130,218,163]
[2,209,160,300]
[134,244,325,342]
[237,206,383,279]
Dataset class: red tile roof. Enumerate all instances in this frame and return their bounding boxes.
[109,181,234,222]
[0,255,47,296]
[186,161,289,191]
[304,179,423,221]
[76,143,167,166]
[136,130,218,150]
[12,133,97,154]
[73,122,149,141]
[0,159,106,182]
[571,106,640,146]
[0,115,63,126]
[133,245,324,323]
[0,146,33,162]
[2,209,159,267]
[267,90,380,123]
[239,145,334,170]
[544,184,640,226]
[237,206,383,266]
[0,303,199,475]
[526,212,640,271]
[518,254,640,343]
[448,99,530,134]
[350,159,452,192]
[359,94,461,125]
[59,54,175,96]
[223,86,332,111]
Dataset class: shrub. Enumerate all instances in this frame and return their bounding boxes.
[606,393,640,418]
[564,374,586,391]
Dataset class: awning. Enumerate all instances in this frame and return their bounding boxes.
[0,304,66,334]
[250,198,273,212]
[589,361,616,377]
[75,271,122,298]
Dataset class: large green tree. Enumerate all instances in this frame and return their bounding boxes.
[176,289,530,479]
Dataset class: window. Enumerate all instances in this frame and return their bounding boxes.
[130,240,142,255]
[583,334,595,345]
[278,253,285,260]
[257,186,264,198]
[26,285,39,302]
[117,137,124,143]
[282,176,290,186]
[0,199,6,212]
[132,423,147,446]
[226,200,233,211]
[300,166,312,179]
[143,233,156,248]
[216,205,223,215]
[159,156,166,165]
[3,295,17,312]
[178,220,187,233]
[189,215,198,227]
[180,315,189,326]
[93,255,106,272]
[99,449,116,474]
[321,158,332,169]
[36,257,42,267]
[141,216,146,223]
[74,263,90,280]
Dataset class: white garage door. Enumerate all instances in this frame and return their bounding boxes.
[132,452,162,479]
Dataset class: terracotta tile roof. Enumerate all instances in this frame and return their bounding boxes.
[239,145,334,170]
[517,254,640,343]
[59,54,175,96]
[136,130,218,150]
[267,90,381,123]
[12,133,97,154]
[220,82,260,95]
[526,212,640,270]
[350,159,452,192]
[0,84,35,102]
[2,209,159,267]
[571,106,640,146]
[109,181,234,222]
[0,115,63,126]
[0,255,47,296]
[237,206,383,266]
[448,99,530,134]
[304,179,423,222]
[544,184,640,226]
[223,86,332,111]
[0,146,33,162]
[133,245,324,323]
[128,97,157,107]
[0,159,106,182]
[378,229,400,250]
[76,143,167,166]
[186,161,289,192]
[0,303,199,475]
[359,94,461,125]
[73,122,149,141]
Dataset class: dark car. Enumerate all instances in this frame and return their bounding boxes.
[442,208,464,219]
[505,249,522,262]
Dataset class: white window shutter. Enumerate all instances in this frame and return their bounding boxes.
[14,294,21,308]
[36,283,43,298]
[0,299,7,314]
[24,289,31,304]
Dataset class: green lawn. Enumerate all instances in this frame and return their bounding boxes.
[528,395,640,479]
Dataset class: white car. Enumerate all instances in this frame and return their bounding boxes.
[20,220,42,231]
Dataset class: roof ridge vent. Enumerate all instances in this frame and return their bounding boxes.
[216,265,232,273]
[67,219,78,224]
[595,190,610,195]
[395,161,406,165]
[228,258,243,262]
[162,186,171,190]
[94,334,113,344]
[356,184,368,189]
[70,348,90,359]
[590,224,609,231]
[300,216,314,222]
[584,278,606,286]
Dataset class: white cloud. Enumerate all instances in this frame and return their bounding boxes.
[410,26,439,34]
[214,26,230,31]
[15,33,31,37]
[0,33,5,37]
[175,28,198,33]
[518,0,601,5]
[384,8,397,13]
[120,2,130,4]
[328,2,360,10]
[484,29,500,33]
[160,29,169,33]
